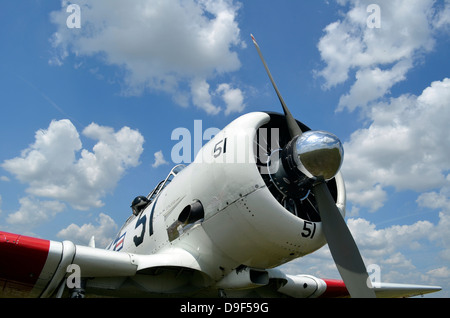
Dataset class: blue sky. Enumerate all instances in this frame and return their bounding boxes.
[1,0,449,297]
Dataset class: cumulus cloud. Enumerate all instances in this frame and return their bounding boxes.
[316,0,446,112]
[427,266,450,279]
[6,197,66,228]
[49,0,246,115]
[2,119,144,210]
[303,0,450,294]
[417,185,450,212]
[317,0,450,219]
[152,150,169,168]
[282,214,446,287]
[57,213,118,248]
[217,83,246,115]
[417,186,450,262]
[334,76,450,291]
[347,218,434,257]
[349,215,450,286]
[191,78,221,115]
[342,78,450,212]
[433,0,450,29]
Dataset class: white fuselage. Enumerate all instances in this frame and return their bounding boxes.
[105,112,345,289]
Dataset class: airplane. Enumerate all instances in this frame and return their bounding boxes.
[0,35,442,299]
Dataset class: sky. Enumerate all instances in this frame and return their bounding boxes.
[0,0,449,297]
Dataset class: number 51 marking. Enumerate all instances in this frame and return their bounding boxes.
[301,221,316,239]
[213,138,227,158]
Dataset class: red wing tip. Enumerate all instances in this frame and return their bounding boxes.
[0,231,50,286]
[320,279,350,298]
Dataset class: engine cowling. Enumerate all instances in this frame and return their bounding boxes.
[256,112,345,223]
[195,112,345,270]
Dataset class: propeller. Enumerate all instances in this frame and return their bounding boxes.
[251,34,302,138]
[251,34,376,298]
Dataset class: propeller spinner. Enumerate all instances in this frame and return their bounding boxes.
[251,34,376,298]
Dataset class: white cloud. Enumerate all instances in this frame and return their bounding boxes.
[191,78,221,115]
[427,266,450,279]
[6,197,66,228]
[434,213,450,261]
[348,215,450,291]
[417,187,450,212]
[347,218,434,257]
[342,78,450,212]
[57,213,118,248]
[49,0,246,115]
[316,0,444,111]
[338,60,411,112]
[281,215,446,288]
[217,83,245,115]
[2,119,144,210]
[334,76,450,293]
[152,150,169,168]
[319,2,450,213]
[433,0,450,29]
[189,79,246,114]
[307,1,450,295]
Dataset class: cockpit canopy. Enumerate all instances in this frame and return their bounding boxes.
[130,164,186,215]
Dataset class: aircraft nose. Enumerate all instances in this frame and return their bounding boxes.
[294,131,344,181]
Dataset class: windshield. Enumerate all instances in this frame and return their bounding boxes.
[147,164,186,202]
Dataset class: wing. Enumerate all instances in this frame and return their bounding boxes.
[370,282,442,298]
[244,270,442,298]
[309,278,442,298]
[212,269,441,298]
[0,231,202,298]
[1,231,441,298]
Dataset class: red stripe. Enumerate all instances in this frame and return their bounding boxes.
[320,279,350,298]
[0,231,50,291]
[116,237,124,246]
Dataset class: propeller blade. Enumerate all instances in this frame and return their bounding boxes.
[313,182,376,298]
[251,34,302,138]
[251,33,374,297]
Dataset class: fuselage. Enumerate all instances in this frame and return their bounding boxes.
[106,112,346,286]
